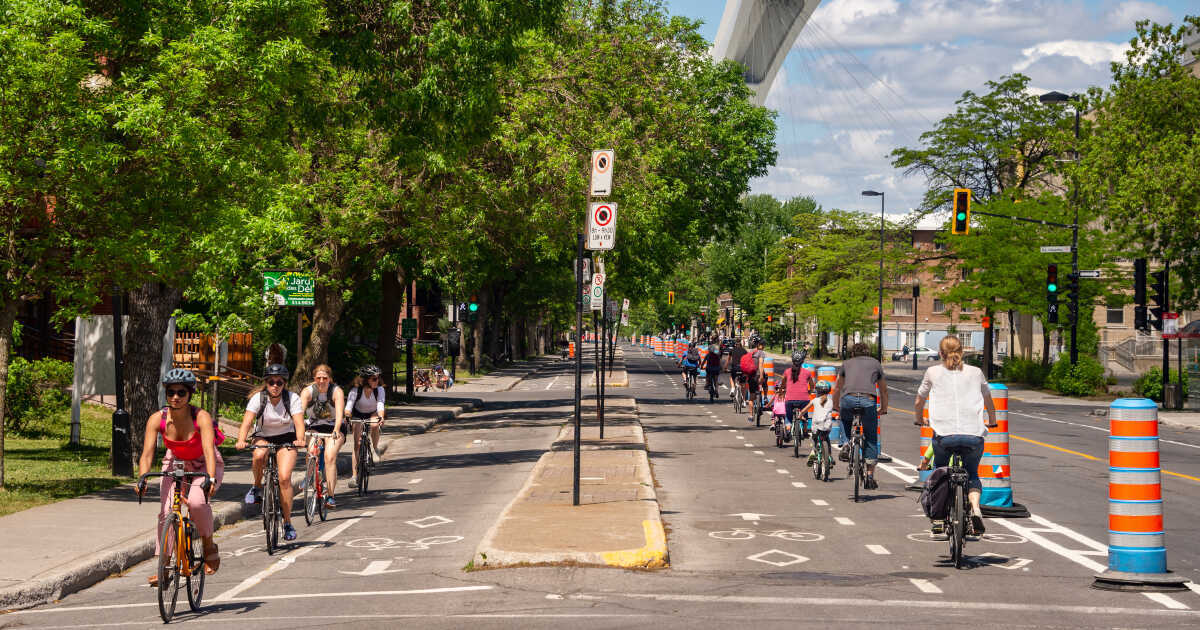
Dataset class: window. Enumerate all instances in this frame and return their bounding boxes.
[932,299,945,313]
[1107,306,1125,325]
[960,268,970,280]
[961,306,973,314]
[892,298,913,316]
[934,241,946,251]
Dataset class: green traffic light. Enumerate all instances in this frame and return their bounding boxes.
[469,303,479,312]
[1048,283,1057,292]
[956,212,966,221]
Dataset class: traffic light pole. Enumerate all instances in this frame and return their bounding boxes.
[573,233,584,507]
[1162,260,1170,396]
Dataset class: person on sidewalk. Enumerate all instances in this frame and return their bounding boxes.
[913,335,998,536]
[830,342,888,490]
[299,364,345,510]
[136,369,224,584]
[237,363,306,542]
[346,365,387,474]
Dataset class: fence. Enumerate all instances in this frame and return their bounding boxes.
[173,332,254,374]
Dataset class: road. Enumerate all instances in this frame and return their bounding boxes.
[6,344,1200,628]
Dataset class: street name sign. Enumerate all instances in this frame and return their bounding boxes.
[1040,246,1072,253]
[586,202,617,250]
[1079,270,1101,279]
[590,150,614,196]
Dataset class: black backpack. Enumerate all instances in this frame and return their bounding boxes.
[307,384,338,422]
[919,467,953,520]
[253,388,292,434]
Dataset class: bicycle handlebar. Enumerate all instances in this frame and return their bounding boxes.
[137,470,212,504]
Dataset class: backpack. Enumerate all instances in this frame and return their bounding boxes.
[307,384,338,422]
[686,348,700,363]
[253,389,292,434]
[919,467,953,520]
[351,385,384,407]
[739,351,758,374]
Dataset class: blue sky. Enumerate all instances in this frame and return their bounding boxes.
[664,0,1195,217]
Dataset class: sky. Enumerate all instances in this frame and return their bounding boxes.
[663,0,1195,219]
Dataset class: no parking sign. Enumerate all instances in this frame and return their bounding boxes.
[586,202,617,250]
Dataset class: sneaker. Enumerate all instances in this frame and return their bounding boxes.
[931,521,945,536]
[970,515,986,537]
[371,448,381,465]
[806,452,817,467]
[283,524,297,541]
[325,496,336,509]
[244,487,261,504]
[865,476,878,490]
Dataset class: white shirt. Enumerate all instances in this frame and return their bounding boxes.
[246,390,303,437]
[917,364,990,437]
[809,395,836,431]
[304,384,342,424]
[346,386,385,415]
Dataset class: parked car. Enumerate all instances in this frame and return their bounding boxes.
[891,346,940,362]
[719,338,738,355]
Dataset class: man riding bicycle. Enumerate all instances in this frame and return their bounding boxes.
[742,336,766,423]
[726,337,748,398]
[830,342,888,490]
[702,340,722,398]
[679,342,701,390]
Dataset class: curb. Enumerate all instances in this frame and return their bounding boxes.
[0,399,484,612]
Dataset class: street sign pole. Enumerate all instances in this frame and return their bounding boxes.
[599,298,606,439]
[573,233,583,507]
[1070,221,1079,366]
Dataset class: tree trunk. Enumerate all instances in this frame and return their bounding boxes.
[486,290,501,363]
[125,282,182,461]
[375,269,405,389]
[296,276,349,381]
[0,299,22,488]
[457,319,469,371]
[1042,326,1051,367]
[472,290,489,373]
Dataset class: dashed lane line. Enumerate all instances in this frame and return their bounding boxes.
[835,517,855,526]
[811,499,828,506]
[909,578,942,594]
[775,469,789,475]
[866,544,891,555]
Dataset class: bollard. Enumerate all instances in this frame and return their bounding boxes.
[763,357,775,401]
[653,337,662,356]
[875,383,891,463]
[1093,398,1187,592]
[569,341,575,359]
[979,384,1028,517]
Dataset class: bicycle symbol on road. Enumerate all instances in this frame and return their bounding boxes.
[709,529,824,543]
[345,536,464,552]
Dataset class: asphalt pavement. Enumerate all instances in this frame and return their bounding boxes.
[6,344,1200,628]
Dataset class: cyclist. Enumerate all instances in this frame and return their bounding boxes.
[914,335,998,536]
[237,363,305,542]
[702,339,722,399]
[780,351,816,439]
[740,336,766,423]
[726,337,748,398]
[136,368,223,584]
[830,342,888,490]
[298,364,345,509]
[679,342,701,393]
[803,380,836,466]
[346,365,387,476]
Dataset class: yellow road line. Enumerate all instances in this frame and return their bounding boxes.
[1009,434,1101,461]
[1163,469,1200,483]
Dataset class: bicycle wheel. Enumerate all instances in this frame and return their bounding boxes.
[157,515,180,623]
[185,521,205,612]
[852,439,863,502]
[754,397,761,427]
[794,422,803,459]
[821,438,832,482]
[264,475,278,555]
[359,436,372,496]
[303,454,318,526]
[951,485,965,569]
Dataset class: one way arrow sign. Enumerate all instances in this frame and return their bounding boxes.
[338,560,407,576]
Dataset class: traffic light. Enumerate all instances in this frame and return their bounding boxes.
[951,188,971,235]
[1047,264,1059,324]
[1065,272,1080,324]
[1150,267,1168,331]
[468,296,479,322]
[1134,258,1148,332]
[981,316,991,329]
[668,291,675,305]
[767,314,773,323]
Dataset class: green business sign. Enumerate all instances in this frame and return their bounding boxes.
[401,318,418,340]
[263,271,315,307]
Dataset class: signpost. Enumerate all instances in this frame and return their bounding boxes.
[586,202,617,250]
[264,270,315,366]
[590,150,614,197]
[1079,269,1101,279]
[1039,245,1072,254]
[590,273,605,310]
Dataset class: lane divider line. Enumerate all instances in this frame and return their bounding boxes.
[866,544,891,555]
[835,517,855,526]
[909,578,942,594]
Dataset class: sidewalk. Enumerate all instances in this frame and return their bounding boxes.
[473,396,667,569]
[452,355,558,392]
[0,357,548,611]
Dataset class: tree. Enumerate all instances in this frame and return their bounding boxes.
[1076,16,1200,308]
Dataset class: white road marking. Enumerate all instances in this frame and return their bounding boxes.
[408,478,423,484]
[764,459,775,463]
[545,374,560,390]
[213,510,376,602]
[877,462,917,483]
[989,517,1106,573]
[753,450,765,455]
[811,499,828,506]
[835,517,855,525]
[736,436,744,440]
[608,592,1200,617]
[746,549,809,567]
[745,444,755,448]
[776,469,789,474]
[338,559,406,576]
[792,482,806,488]
[1145,593,1190,610]
[909,578,942,594]
[866,544,890,555]
[406,515,453,529]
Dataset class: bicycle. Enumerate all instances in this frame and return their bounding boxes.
[683,369,697,400]
[413,369,432,392]
[138,464,212,623]
[942,450,972,569]
[349,417,383,496]
[751,384,764,427]
[804,418,833,482]
[844,408,866,502]
[251,443,294,555]
[730,373,747,414]
[303,432,334,526]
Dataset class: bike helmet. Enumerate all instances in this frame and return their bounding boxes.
[688,342,697,349]
[358,364,382,378]
[815,380,832,395]
[162,368,197,391]
[750,334,762,347]
[791,352,805,366]
[264,363,290,379]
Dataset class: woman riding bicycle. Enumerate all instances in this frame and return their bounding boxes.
[913,335,998,536]
[237,363,306,542]
[136,368,224,584]
[780,351,816,439]
[298,364,345,509]
[346,365,387,476]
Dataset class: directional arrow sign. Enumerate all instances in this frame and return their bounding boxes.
[728,513,773,521]
[1078,270,1101,279]
[338,560,407,576]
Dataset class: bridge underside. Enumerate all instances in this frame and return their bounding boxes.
[712,0,822,106]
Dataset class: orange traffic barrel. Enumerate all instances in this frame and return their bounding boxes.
[569,341,575,359]
[916,397,934,484]
[818,366,840,442]
[1093,398,1185,591]
[979,384,1012,507]
[763,357,775,399]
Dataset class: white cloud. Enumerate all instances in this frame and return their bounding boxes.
[1013,40,1131,72]
[1104,1,1173,31]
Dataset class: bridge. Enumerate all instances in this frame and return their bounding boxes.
[712,0,823,105]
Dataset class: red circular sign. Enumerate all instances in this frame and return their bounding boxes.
[593,151,611,174]
[594,204,613,226]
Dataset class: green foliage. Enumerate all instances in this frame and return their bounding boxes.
[1046,354,1106,397]
[5,358,73,434]
[1000,356,1052,388]
[1133,367,1189,402]
[1077,16,1200,309]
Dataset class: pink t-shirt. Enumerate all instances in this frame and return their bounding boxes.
[782,367,813,401]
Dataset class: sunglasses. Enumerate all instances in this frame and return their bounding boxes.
[165,388,190,398]
[368,376,379,381]
[266,379,287,387]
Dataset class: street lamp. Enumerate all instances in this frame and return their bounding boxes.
[1038,90,1081,366]
[862,190,885,363]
